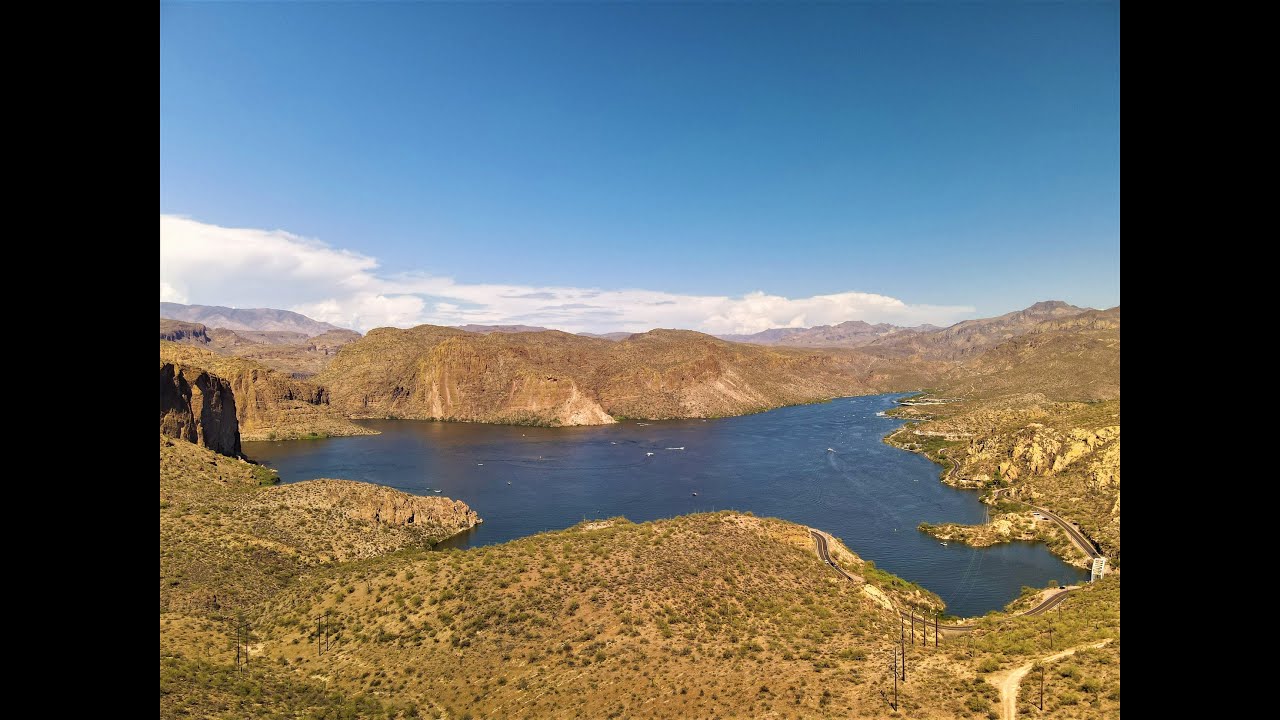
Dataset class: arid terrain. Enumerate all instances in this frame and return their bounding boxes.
[160,300,1120,719]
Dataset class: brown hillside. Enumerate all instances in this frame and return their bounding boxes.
[318,325,940,426]
[941,307,1120,401]
[869,300,1088,360]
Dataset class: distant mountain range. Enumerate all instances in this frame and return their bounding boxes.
[457,324,633,341]
[160,298,1117,427]
[454,324,555,335]
[159,316,361,378]
[717,320,916,347]
[160,302,343,336]
[862,300,1093,360]
[716,301,1091,353]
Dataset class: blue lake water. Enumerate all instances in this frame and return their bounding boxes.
[244,393,1086,617]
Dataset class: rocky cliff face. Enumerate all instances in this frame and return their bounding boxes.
[160,342,374,440]
[160,362,241,456]
[159,319,211,344]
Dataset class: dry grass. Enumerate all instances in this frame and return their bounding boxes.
[1016,640,1121,718]
[249,513,940,719]
[159,436,477,617]
[161,435,1119,719]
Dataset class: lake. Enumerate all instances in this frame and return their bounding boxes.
[245,393,1087,617]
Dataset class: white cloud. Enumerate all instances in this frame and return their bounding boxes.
[159,280,186,304]
[160,215,976,334]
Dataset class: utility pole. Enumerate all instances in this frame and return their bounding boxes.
[316,616,322,655]
[1038,664,1045,711]
[233,620,249,672]
[900,618,907,681]
[891,650,899,711]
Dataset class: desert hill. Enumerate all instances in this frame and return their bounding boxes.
[317,324,941,426]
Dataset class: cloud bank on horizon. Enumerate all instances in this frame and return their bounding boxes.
[160,215,976,334]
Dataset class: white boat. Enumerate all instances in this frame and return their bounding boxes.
[646,452,655,456]
[477,463,483,466]
[666,446,685,450]
[940,541,948,546]
[691,492,698,496]
[434,490,442,493]
[826,448,835,453]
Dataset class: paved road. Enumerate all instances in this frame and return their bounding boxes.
[1030,504,1101,560]
[810,528,860,582]
[809,528,1076,634]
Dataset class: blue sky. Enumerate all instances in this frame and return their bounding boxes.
[160,2,1119,333]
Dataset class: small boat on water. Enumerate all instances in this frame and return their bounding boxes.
[434,490,442,493]
[940,541,948,546]
[477,463,483,466]
[692,492,698,496]
[666,446,685,450]
[507,481,512,485]
[646,452,655,456]
[827,448,835,453]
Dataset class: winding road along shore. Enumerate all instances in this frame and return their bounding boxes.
[809,529,1076,632]
[1030,503,1101,560]
[938,444,1102,563]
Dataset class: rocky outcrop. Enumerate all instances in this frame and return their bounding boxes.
[977,424,1121,490]
[160,362,241,456]
[300,480,480,532]
[243,479,481,561]
[896,398,1122,563]
[160,342,375,440]
[159,319,211,344]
